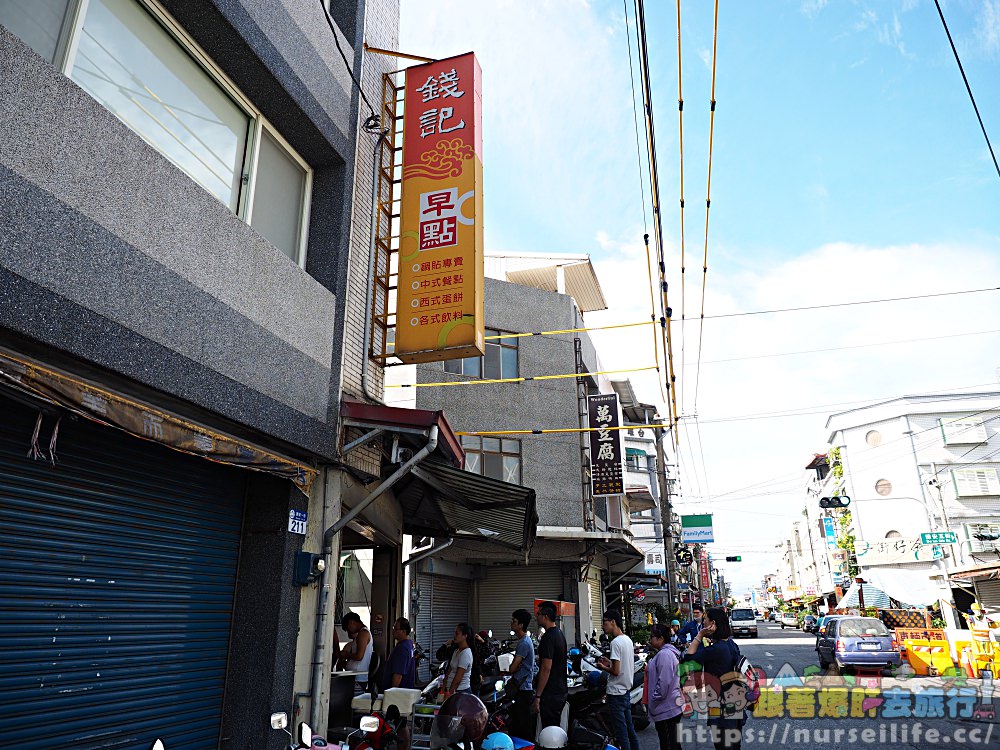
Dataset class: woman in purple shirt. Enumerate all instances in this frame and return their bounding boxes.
[646,623,683,750]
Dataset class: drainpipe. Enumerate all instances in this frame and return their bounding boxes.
[403,537,454,568]
[360,128,391,403]
[310,426,438,728]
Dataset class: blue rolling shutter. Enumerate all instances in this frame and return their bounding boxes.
[0,398,245,750]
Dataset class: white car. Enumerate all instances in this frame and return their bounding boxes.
[780,612,798,629]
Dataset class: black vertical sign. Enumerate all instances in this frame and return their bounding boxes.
[588,393,624,497]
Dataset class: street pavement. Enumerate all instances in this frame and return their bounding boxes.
[635,620,999,749]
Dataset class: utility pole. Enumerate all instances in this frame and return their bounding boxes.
[652,413,676,614]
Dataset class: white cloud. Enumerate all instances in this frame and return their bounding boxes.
[801,0,829,19]
[979,0,1000,58]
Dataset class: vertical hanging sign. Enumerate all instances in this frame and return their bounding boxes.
[588,393,625,496]
[396,52,485,363]
[699,549,711,590]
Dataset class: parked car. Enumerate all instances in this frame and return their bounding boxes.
[780,612,798,629]
[767,611,776,622]
[815,616,901,672]
[730,607,758,638]
[801,614,818,633]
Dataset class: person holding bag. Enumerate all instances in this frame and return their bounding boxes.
[682,607,747,750]
[646,623,683,750]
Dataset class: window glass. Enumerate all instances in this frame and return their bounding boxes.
[251,129,306,260]
[483,452,503,480]
[503,455,520,484]
[465,453,481,474]
[482,437,501,452]
[501,438,518,452]
[501,345,518,378]
[483,343,501,379]
[73,0,250,210]
[464,356,481,378]
[0,0,73,64]
[444,359,462,374]
[459,435,480,448]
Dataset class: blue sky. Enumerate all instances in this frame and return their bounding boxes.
[400,0,1000,592]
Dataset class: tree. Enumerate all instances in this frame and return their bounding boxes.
[836,510,860,579]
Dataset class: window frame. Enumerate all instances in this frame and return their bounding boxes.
[460,435,522,484]
[52,0,313,266]
[444,329,520,379]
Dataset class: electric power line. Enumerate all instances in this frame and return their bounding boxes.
[319,0,379,125]
[932,0,1000,179]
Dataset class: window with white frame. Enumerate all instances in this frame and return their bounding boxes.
[460,435,521,484]
[952,468,1000,497]
[940,416,989,445]
[1,0,311,263]
[444,329,519,380]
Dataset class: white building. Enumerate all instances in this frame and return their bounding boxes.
[826,391,1000,625]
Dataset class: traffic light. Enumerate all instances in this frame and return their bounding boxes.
[819,495,851,509]
[725,556,742,562]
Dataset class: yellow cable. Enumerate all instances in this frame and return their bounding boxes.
[457,423,674,437]
[676,0,688,409]
[483,321,653,340]
[386,365,659,389]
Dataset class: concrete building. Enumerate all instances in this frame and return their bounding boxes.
[0,3,536,747]
[825,391,1000,626]
[387,253,646,649]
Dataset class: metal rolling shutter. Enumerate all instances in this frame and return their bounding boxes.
[0,398,245,750]
[477,565,563,637]
[414,573,469,681]
[587,567,604,639]
[974,578,1000,610]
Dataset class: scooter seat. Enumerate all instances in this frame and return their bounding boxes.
[382,688,423,717]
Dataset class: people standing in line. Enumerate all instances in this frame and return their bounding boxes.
[646,623,683,750]
[532,601,568,734]
[443,623,475,695]
[669,620,682,646]
[596,609,640,750]
[678,605,703,645]
[471,629,490,694]
[682,607,747,750]
[507,608,536,740]
[382,617,416,690]
[338,612,373,692]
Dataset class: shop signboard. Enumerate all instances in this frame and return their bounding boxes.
[855,538,944,565]
[681,514,714,543]
[822,517,837,548]
[396,53,485,363]
[588,393,625,496]
[699,549,711,590]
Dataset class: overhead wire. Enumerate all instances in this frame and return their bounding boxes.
[635,0,680,446]
[932,0,1000,179]
[319,0,380,128]
[692,0,720,414]
[387,365,658,388]
[675,0,689,410]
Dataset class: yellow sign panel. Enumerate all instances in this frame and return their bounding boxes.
[395,52,484,363]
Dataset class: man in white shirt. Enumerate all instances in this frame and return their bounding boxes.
[597,609,639,750]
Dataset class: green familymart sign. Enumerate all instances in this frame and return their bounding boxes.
[681,514,714,543]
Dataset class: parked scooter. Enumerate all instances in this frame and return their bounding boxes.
[571,641,648,731]
[271,712,325,748]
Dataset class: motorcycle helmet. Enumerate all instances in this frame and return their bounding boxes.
[586,670,603,688]
[430,693,488,749]
[537,726,568,749]
[482,732,515,750]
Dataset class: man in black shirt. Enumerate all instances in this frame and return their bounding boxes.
[532,601,567,734]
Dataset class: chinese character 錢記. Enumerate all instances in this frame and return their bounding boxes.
[419,109,438,138]
[438,106,465,134]
[415,75,439,102]
[438,69,465,98]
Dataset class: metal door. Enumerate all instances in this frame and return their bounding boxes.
[0,397,245,749]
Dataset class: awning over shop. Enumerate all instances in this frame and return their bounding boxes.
[625,486,656,512]
[835,581,891,610]
[949,563,1000,581]
[863,566,945,606]
[395,459,538,552]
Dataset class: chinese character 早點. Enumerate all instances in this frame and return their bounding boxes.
[423,191,456,217]
[438,68,465,98]
[415,75,439,102]
[419,218,457,249]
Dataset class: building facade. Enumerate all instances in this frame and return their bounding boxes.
[0,2,460,748]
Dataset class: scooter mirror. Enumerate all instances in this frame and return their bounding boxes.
[297,723,313,747]
[495,680,504,691]
[359,716,381,732]
[270,712,289,730]
[509,631,515,637]
[152,741,165,750]
[488,629,493,638]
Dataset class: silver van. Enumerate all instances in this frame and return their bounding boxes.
[730,607,758,638]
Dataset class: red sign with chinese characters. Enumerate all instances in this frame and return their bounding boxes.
[396,53,484,362]
[699,549,711,590]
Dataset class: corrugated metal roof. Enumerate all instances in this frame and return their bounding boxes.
[395,459,538,551]
[501,260,608,312]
